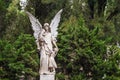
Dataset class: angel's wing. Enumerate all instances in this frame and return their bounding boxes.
[50,9,63,40]
[26,11,42,40]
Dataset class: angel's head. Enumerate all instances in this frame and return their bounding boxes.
[43,23,51,32]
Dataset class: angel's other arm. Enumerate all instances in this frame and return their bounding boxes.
[52,37,58,52]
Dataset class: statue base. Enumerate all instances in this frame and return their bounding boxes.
[40,74,55,80]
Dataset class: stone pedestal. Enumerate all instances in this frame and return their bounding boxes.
[40,74,55,80]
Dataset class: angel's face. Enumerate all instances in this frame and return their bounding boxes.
[44,23,50,32]
[44,25,49,31]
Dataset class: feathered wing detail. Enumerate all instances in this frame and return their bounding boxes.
[50,9,63,41]
[26,11,42,40]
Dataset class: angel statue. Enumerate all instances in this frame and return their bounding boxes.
[26,9,63,75]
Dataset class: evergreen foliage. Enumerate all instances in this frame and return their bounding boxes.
[0,34,39,80]
[56,16,120,79]
[3,0,32,41]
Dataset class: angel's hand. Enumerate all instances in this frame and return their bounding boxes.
[37,48,41,52]
[54,48,59,52]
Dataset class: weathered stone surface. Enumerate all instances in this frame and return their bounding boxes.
[40,74,55,80]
